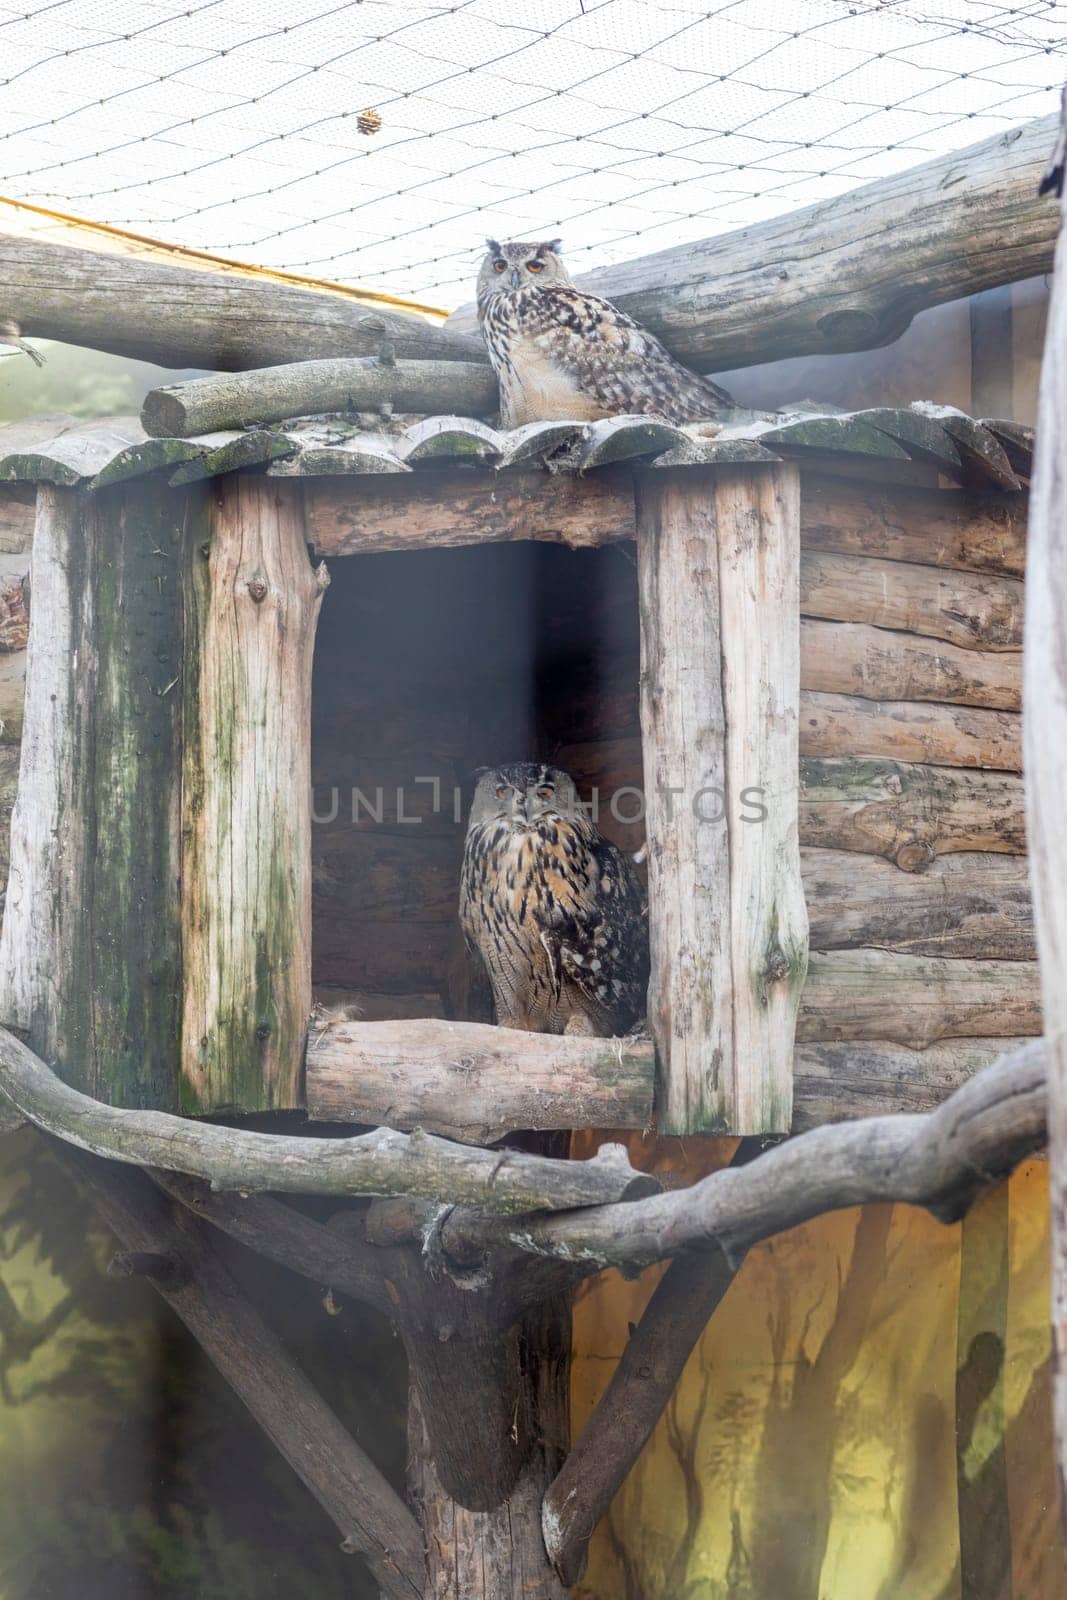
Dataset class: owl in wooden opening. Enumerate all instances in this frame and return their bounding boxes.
[476,237,734,428]
[460,762,649,1036]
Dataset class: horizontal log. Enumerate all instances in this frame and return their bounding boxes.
[799,756,1025,865]
[306,1019,654,1143]
[799,477,1027,579]
[0,1023,658,1211]
[800,550,1023,651]
[0,231,486,371]
[448,116,1057,373]
[142,358,498,437]
[803,848,1034,960]
[800,620,1020,711]
[798,949,1041,1047]
[799,690,1021,771]
[304,467,636,556]
[792,1038,1031,1132]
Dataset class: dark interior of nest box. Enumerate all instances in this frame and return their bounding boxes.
[310,540,645,1025]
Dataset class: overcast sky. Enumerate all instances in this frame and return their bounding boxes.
[1,0,1065,307]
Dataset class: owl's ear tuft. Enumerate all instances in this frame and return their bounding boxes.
[485,238,502,255]
[541,237,563,255]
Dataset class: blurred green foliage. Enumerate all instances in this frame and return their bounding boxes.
[0,344,205,422]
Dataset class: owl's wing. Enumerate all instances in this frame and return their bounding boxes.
[530,287,734,417]
[535,829,649,1028]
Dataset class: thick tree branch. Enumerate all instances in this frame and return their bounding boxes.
[441,1040,1046,1270]
[0,1025,656,1213]
[543,1246,740,1586]
[59,1145,425,1600]
[448,115,1058,374]
[150,1171,394,1316]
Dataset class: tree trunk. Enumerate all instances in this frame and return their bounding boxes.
[407,1297,571,1600]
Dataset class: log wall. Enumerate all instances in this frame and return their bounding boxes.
[308,467,1036,1123]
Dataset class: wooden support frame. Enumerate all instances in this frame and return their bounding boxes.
[636,464,807,1134]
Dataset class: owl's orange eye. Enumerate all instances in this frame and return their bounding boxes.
[537,785,554,799]
[527,259,545,273]
[495,784,509,799]
[492,259,507,273]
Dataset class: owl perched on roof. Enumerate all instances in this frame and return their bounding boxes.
[460,762,649,1037]
[476,238,734,428]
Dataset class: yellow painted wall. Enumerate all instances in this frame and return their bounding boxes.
[572,1136,1065,1599]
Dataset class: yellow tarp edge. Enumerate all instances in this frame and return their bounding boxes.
[0,195,449,324]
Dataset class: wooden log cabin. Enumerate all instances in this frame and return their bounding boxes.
[0,401,1037,1143]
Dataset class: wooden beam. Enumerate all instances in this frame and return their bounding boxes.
[799,478,1027,579]
[306,1019,653,1143]
[799,690,1021,772]
[304,466,637,556]
[0,484,190,1108]
[791,1038,1033,1132]
[800,550,1023,652]
[1022,111,1067,1514]
[636,464,806,1135]
[448,116,1058,374]
[803,848,1034,960]
[0,230,486,371]
[303,468,1028,583]
[798,757,1025,865]
[142,357,498,437]
[180,477,327,1113]
[800,620,1021,711]
[799,950,1041,1048]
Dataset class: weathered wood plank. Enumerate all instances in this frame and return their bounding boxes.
[0,230,486,370]
[0,484,190,1107]
[800,549,1023,651]
[799,690,1021,771]
[803,847,1034,960]
[181,477,328,1113]
[798,757,1025,866]
[792,1038,1032,1131]
[304,466,637,555]
[801,620,1020,711]
[798,950,1041,1046]
[449,116,1058,373]
[636,466,805,1134]
[306,1018,654,1142]
[718,465,807,1132]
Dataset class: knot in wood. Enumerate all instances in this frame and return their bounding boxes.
[895,839,934,874]
[247,578,268,603]
[816,306,879,344]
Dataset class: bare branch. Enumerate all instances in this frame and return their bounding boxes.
[150,1171,394,1316]
[443,1040,1046,1270]
[0,1025,657,1214]
[543,1246,739,1586]
[59,1144,425,1600]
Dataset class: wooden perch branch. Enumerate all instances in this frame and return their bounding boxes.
[441,1040,1046,1271]
[0,230,485,371]
[62,1146,425,1599]
[449,115,1060,373]
[142,357,498,436]
[0,1024,656,1213]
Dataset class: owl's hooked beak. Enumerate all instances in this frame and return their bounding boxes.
[509,267,522,289]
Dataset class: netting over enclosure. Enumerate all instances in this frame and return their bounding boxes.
[1,0,1066,307]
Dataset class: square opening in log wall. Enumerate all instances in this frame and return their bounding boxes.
[310,542,644,1024]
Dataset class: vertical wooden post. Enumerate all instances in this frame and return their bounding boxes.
[1023,129,1067,1514]
[636,465,807,1134]
[0,483,196,1107]
[181,475,328,1113]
